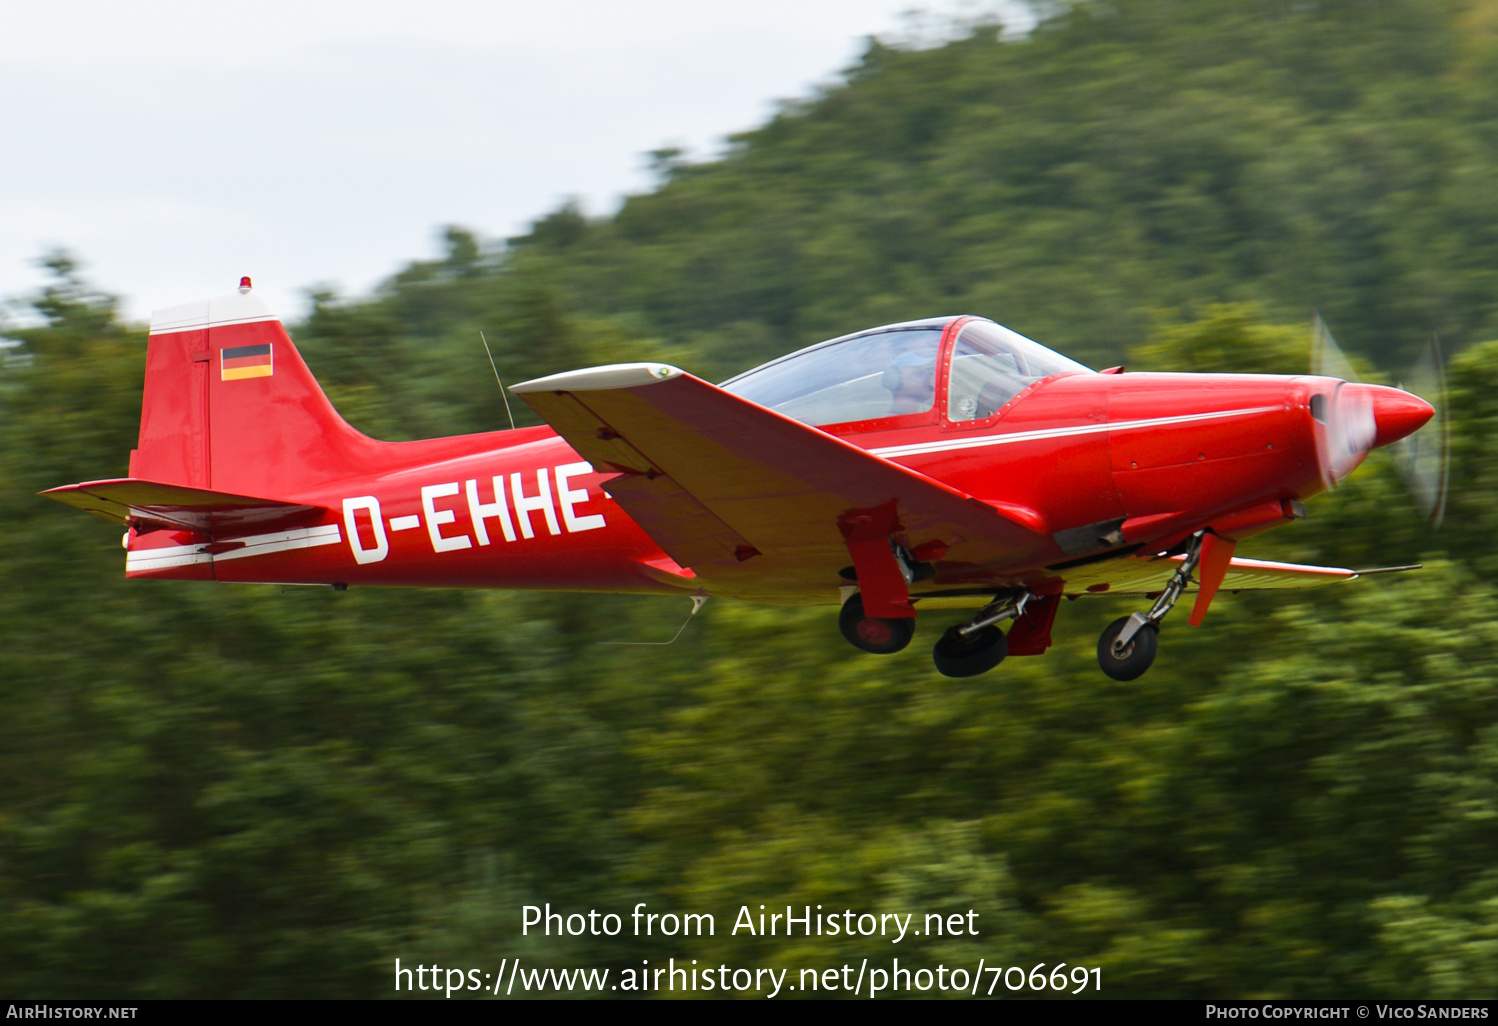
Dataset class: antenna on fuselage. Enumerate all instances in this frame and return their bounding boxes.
[480,331,518,431]
[598,595,708,646]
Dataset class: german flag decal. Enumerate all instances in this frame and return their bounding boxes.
[221,343,273,380]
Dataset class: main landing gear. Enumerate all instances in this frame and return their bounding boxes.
[838,589,1039,678]
[839,528,1209,682]
[1096,530,1205,681]
[931,593,1029,678]
[839,593,916,654]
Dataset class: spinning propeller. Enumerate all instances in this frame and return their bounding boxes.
[1310,315,1449,527]
[1394,336,1450,528]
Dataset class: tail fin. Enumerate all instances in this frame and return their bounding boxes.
[134,287,387,497]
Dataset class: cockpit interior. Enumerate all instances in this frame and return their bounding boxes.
[721,316,1092,430]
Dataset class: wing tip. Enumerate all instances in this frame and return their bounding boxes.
[511,363,684,394]
[1349,563,1424,577]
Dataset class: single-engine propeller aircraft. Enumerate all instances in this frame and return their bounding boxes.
[45,281,1442,679]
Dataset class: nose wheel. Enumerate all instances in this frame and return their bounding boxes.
[839,593,915,654]
[1097,616,1158,680]
[1096,530,1205,681]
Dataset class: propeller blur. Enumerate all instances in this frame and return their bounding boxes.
[1313,315,1449,526]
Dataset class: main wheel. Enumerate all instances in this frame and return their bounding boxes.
[932,624,1008,678]
[839,594,915,654]
[1097,616,1159,681]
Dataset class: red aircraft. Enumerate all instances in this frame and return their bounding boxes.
[45,281,1439,680]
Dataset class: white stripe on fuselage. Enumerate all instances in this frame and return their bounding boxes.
[213,524,342,561]
[867,406,1284,460]
[126,524,342,571]
[124,545,213,571]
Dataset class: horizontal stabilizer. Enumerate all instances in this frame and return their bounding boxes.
[40,478,324,535]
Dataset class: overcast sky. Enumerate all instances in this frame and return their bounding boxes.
[0,1,1033,326]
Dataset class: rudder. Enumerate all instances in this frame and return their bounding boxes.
[134,285,389,498]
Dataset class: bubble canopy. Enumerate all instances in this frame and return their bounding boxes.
[719,316,1092,428]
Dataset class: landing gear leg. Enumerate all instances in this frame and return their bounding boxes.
[839,593,915,654]
[932,592,1029,678]
[1097,530,1205,681]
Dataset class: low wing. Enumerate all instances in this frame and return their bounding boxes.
[1057,552,1410,596]
[511,363,1051,603]
[40,478,323,535]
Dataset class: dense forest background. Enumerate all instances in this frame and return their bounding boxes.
[4,0,1498,998]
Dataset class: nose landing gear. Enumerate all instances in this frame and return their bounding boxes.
[1097,615,1159,681]
[1097,530,1205,681]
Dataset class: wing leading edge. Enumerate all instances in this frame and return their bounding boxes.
[1056,552,1410,596]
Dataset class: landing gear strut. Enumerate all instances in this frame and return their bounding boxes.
[1097,530,1205,681]
[932,592,1029,678]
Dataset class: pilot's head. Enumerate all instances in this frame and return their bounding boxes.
[882,350,936,414]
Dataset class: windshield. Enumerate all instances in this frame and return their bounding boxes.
[947,320,1092,421]
[721,327,944,426]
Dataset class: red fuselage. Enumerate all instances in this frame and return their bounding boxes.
[139,370,1374,602]
[103,303,1429,609]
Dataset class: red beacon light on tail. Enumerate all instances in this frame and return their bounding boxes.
[238,277,252,294]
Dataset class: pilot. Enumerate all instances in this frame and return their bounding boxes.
[882,350,936,415]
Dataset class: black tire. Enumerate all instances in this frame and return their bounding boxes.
[1097,616,1159,681]
[932,625,1008,678]
[839,594,915,654]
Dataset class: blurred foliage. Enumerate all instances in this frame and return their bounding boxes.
[1129,304,1311,376]
[5,0,1498,1000]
